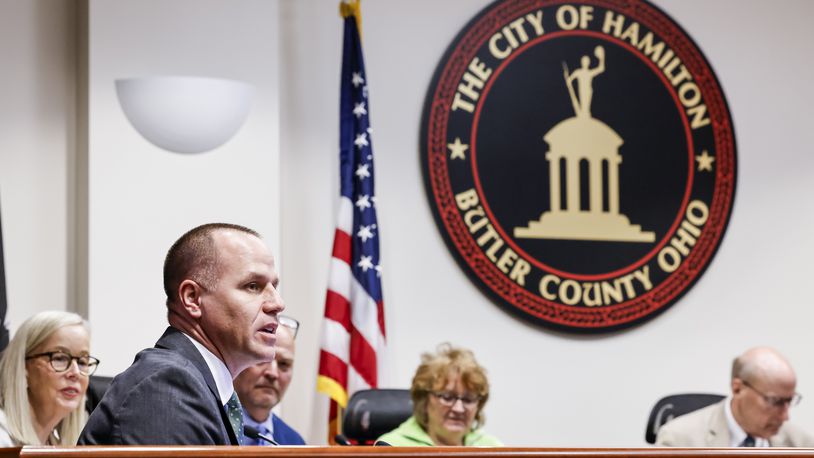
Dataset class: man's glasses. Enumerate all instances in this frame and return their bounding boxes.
[26,351,100,376]
[741,379,801,408]
[279,315,300,338]
[431,391,481,409]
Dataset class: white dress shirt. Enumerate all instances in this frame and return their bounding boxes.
[724,397,769,447]
[183,333,234,405]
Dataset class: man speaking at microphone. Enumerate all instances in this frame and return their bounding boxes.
[79,223,285,445]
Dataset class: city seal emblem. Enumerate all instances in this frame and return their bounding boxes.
[421,0,736,332]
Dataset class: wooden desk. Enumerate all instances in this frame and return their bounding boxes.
[9,447,814,458]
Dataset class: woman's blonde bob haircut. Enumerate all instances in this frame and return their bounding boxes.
[410,343,490,432]
[0,311,90,445]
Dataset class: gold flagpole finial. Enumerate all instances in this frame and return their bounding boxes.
[338,0,359,18]
[339,0,362,37]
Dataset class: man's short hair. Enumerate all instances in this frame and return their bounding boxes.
[163,223,260,306]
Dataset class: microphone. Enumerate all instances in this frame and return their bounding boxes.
[244,425,279,446]
[334,434,352,445]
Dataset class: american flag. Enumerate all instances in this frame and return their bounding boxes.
[317,1,386,443]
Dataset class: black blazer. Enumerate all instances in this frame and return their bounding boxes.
[78,327,239,445]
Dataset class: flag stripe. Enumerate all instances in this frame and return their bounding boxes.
[318,350,349,393]
[324,290,352,331]
[376,300,386,337]
[331,228,352,264]
[327,257,352,302]
[349,275,385,353]
[349,325,378,387]
[346,362,372,395]
[321,318,351,359]
[336,196,354,235]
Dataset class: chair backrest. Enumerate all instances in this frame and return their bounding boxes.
[645,393,725,444]
[342,389,413,444]
[85,375,114,415]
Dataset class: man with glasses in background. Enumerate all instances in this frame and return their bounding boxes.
[234,315,305,445]
[657,347,814,447]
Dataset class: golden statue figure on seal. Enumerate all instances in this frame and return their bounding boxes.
[514,46,655,243]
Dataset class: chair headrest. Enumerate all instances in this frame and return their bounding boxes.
[342,389,413,443]
[85,375,115,415]
[645,393,725,443]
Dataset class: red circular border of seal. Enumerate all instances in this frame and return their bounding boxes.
[421,0,736,332]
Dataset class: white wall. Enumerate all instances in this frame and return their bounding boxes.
[86,0,280,376]
[1,0,813,448]
[0,0,75,331]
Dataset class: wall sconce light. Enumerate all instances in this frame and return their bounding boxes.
[115,76,255,154]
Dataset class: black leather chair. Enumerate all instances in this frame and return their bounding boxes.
[85,375,114,415]
[341,389,413,445]
[645,393,725,444]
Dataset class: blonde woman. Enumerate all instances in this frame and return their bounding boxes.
[0,311,99,445]
[378,343,501,446]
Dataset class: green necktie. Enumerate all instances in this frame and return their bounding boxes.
[225,392,245,445]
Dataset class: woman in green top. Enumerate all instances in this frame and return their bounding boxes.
[377,344,502,446]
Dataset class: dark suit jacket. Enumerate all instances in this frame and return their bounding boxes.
[78,327,239,445]
[272,414,305,445]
